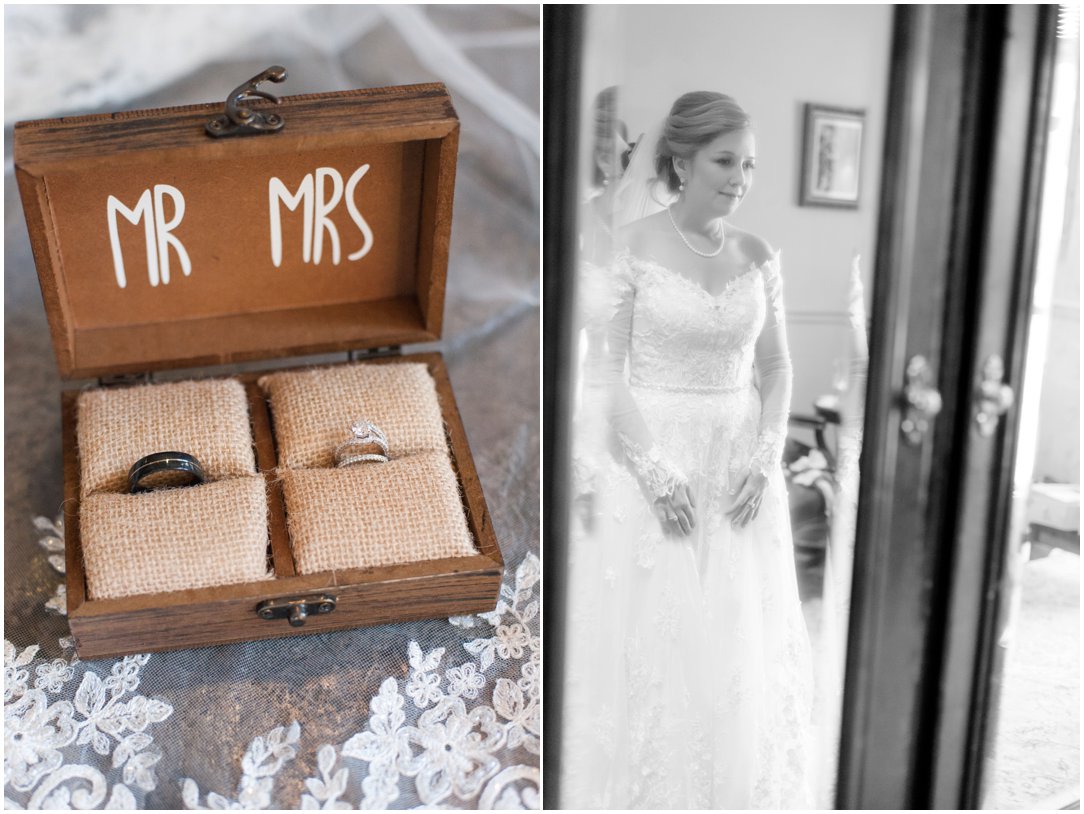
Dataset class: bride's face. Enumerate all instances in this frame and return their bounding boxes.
[681,128,757,217]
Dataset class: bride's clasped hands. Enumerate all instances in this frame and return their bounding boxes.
[653,467,768,535]
[652,482,696,535]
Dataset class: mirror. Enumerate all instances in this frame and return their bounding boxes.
[555,6,893,807]
[982,19,1080,809]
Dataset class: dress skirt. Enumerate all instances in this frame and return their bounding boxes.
[561,381,814,809]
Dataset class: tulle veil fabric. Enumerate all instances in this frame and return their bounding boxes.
[611,119,673,229]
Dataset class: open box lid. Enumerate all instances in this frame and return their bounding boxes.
[14,78,459,380]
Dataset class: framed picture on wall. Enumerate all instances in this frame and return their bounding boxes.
[800,104,865,208]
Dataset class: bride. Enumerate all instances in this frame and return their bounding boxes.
[564,91,814,809]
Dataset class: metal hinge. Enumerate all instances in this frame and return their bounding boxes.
[349,345,401,361]
[97,372,152,388]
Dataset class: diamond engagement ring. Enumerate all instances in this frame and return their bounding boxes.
[335,419,390,466]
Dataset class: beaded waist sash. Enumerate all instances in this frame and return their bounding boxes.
[629,375,747,395]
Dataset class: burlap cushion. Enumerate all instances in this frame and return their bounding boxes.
[78,379,256,496]
[258,363,447,469]
[80,476,271,600]
[280,451,476,573]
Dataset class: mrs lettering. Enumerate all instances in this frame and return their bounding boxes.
[268,165,374,267]
[106,185,191,289]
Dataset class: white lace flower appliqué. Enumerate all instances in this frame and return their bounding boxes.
[445,662,486,700]
[294,553,542,810]
[405,643,446,710]
[181,721,301,810]
[134,554,542,810]
[4,644,173,810]
[34,515,67,616]
[463,555,540,672]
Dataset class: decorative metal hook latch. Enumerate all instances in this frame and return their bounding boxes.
[974,354,1014,437]
[206,65,288,138]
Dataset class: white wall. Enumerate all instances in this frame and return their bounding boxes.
[585,4,894,414]
[1036,229,1081,484]
[1034,94,1080,485]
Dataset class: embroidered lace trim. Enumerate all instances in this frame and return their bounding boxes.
[616,432,686,499]
[749,428,787,477]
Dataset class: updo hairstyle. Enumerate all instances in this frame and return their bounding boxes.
[655,92,751,193]
[591,86,629,188]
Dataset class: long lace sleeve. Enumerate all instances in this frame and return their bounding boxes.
[750,252,791,477]
[603,256,687,499]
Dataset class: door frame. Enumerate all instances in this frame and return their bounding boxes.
[837,5,1058,809]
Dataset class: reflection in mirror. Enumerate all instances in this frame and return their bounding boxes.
[557,5,891,808]
[983,16,1079,809]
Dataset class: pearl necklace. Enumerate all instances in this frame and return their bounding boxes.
[667,205,724,258]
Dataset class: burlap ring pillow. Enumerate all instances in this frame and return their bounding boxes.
[81,477,271,600]
[281,452,475,573]
[258,363,448,468]
[77,379,270,600]
[260,362,476,572]
[78,379,257,495]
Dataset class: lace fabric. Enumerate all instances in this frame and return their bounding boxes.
[6,525,541,811]
[615,432,687,500]
[562,246,813,808]
[606,250,793,488]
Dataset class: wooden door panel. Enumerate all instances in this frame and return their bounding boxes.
[838,5,1057,809]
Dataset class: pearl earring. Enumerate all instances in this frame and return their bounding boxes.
[679,179,685,192]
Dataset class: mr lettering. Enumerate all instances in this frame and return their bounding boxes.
[106,184,191,289]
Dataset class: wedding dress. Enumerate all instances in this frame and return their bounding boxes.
[561,247,814,809]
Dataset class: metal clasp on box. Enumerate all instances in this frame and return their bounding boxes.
[206,65,288,138]
[256,594,336,627]
[349,345,401,361]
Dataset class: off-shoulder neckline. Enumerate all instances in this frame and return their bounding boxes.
[618,248,780,301]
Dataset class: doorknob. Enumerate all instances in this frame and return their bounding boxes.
[975,354,1014,437]
[901,355,943,446]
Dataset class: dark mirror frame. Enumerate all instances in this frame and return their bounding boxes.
[541,6,581,807]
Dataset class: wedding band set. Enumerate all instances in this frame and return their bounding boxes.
[334,419,390,467]
[127,418,390,494]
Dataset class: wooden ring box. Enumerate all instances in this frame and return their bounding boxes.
[14,80,503,659]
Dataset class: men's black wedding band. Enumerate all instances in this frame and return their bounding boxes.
[127,452,207,494]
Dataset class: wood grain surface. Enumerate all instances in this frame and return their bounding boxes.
[15,84,459,379]
[14,84,458,169]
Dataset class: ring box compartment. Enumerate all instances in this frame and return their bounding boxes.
[258,361,449,468]
[16,82,503,658]
[76,378,269,600]
[77,378,257,495]
[280,450,478,574]
[80,476,272,600]
[261,362,476,574]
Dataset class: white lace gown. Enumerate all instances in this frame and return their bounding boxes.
[562,250,814,809]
